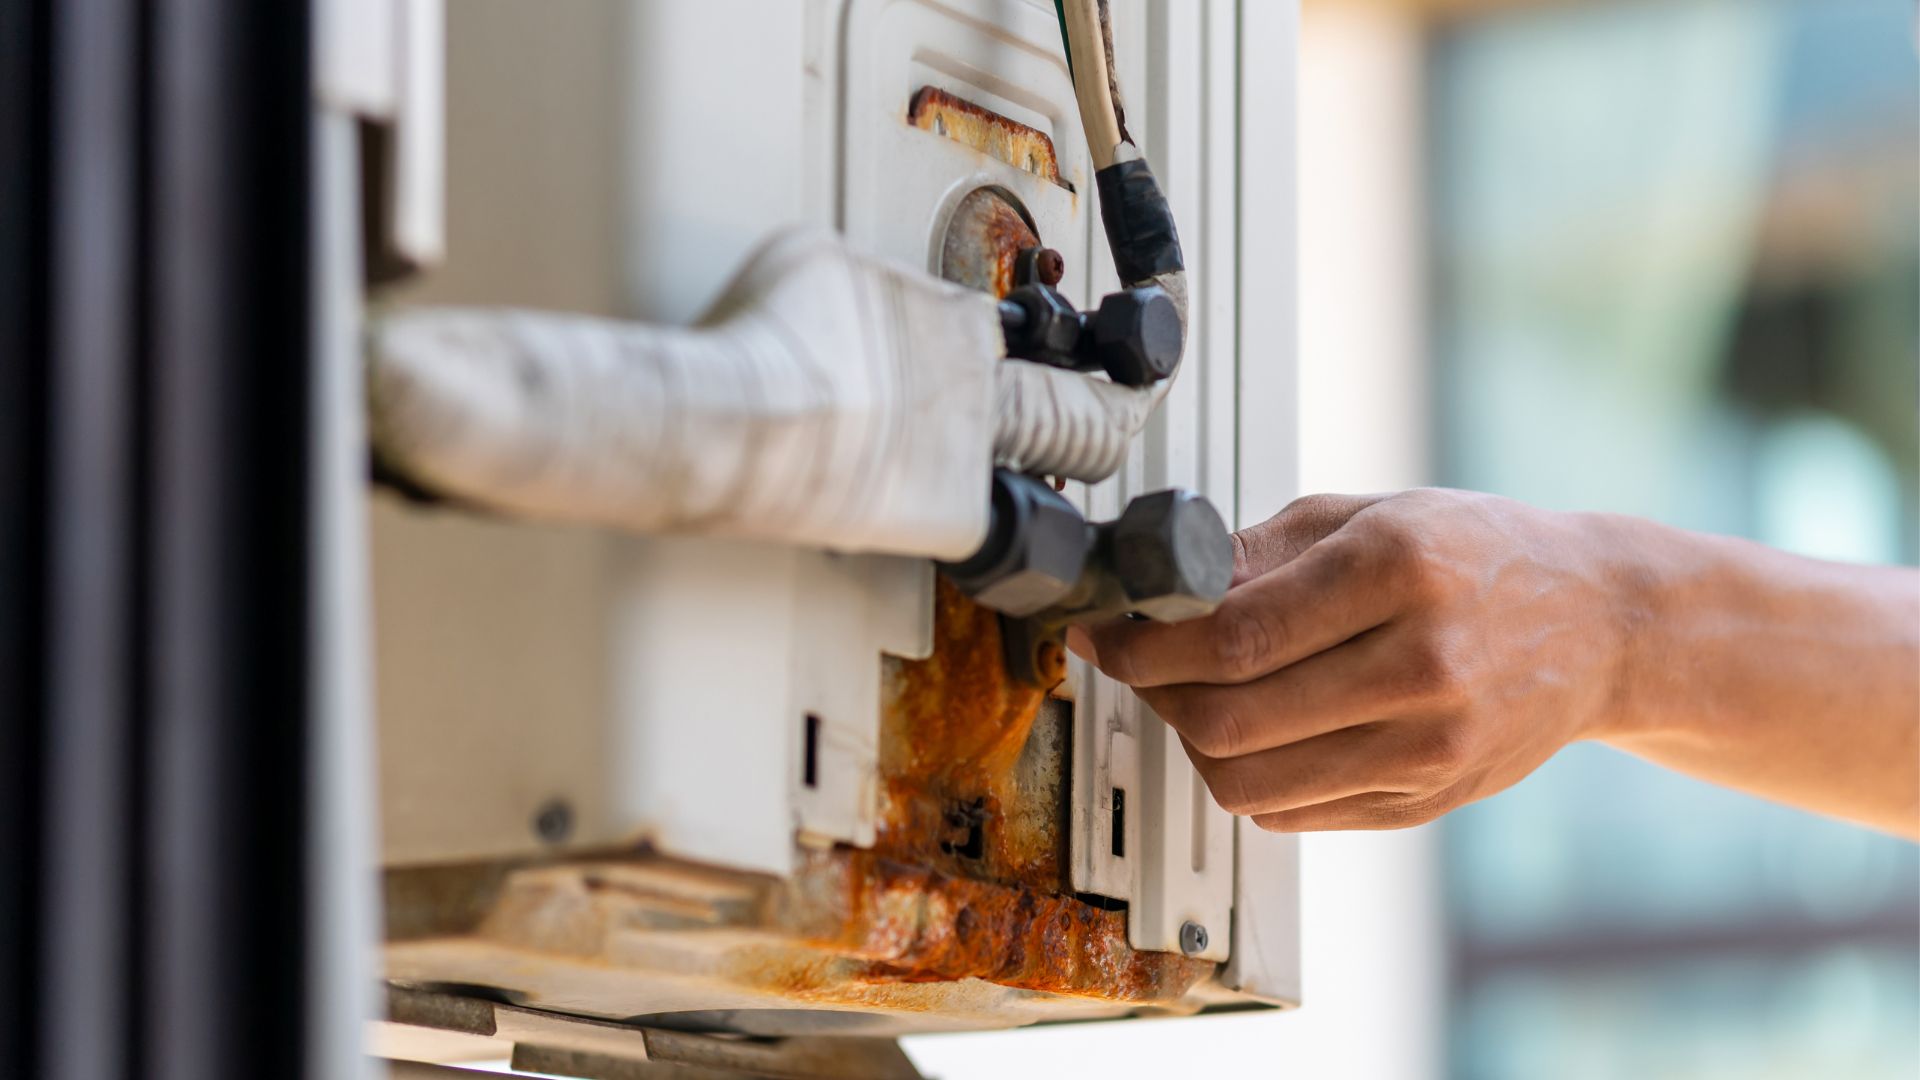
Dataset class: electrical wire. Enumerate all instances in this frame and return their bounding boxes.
[990,0,1188,483]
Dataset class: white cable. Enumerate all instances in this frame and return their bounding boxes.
[1061,0,1124,170]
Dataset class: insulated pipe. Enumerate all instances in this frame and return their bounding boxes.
[369,231,1005,558]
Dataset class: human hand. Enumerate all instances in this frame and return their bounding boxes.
[1068,490,1637,831]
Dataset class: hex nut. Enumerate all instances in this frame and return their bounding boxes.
[1005,283,1083,360]
[1091,287,1183,387]
[1110,489,1232,622]
[944,472,1092,617]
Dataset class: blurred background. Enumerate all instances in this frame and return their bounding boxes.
[906,0,1919,1076]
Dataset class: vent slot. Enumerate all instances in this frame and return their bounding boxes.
[907,86,1073,192]
[802,713,821,789]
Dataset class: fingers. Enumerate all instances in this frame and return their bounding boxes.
[1181,727,1470,831]
[1249,787,1462,833]
[1179,725,1421,817]
[1080,530,1404,688]
[1232,492,1385,585]
[1135,630,1419,759]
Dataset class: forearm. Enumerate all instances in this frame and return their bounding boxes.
[1592,513,1920,837]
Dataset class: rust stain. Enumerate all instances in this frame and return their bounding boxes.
[772,580,1219,1005]
[878,578,1058,888]
[940,187,1039,300]
[837,851,1207,1002]
[908,86,1068,190]
[767,848,1211,1006]
[885,579,1048,791]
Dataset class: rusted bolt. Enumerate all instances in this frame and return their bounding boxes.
[1034,247,1065,286]
[1179,921,1209,957]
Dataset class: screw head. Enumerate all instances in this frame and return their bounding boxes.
[1034,247,1065,286]
[533,798,574,845]
[1179,920,1210,957]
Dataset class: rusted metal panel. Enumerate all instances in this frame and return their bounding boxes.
[875,578,1061,889]
[383,585,1214,1026]
[908,86,1066,189]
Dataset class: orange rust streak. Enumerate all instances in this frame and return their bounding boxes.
[847,545,1212,1006]
[883,579,1049,795]
[834,851,1211,1004]
[908,86,1068,190]
[975,196,1034,300]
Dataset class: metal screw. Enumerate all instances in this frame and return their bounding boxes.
[1178,920,1209,957]
[1034,247,1065,286]
[533,798,574,845]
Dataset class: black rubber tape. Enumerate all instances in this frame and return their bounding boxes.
[1095,158,1184,284]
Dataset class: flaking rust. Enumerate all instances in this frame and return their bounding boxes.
[908,86,1067,189]
[941,188,1040,300]
[812,850,1209,1003]
[385,580,1213,1018]
[879,578,1062,889]
[812,579,1211,1002]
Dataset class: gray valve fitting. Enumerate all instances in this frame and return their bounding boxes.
[942,470,1232,627]
[1108,488,1234,622]
[998,284,1184,389]
[938,471,1092,617]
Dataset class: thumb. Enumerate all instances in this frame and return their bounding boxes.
[1232,492,1385,585]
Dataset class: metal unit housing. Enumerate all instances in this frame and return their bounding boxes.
[368,0,1301,1040]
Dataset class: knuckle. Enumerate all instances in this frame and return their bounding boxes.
[1358,517,1439,597]
[1281,492,1343,523]
[1313,534,1368,580]
[1388,788,1459,827]
[1212,605,1282,682]
[1403,725,1475,785]
[1393,639,1470,709]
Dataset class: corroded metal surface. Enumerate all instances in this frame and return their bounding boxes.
[909,86,1065,189]
[876,578,1065,889]
[386,847,1217,1034]
[383,584,1216,1026]
[779,849,1209,1004]
[918,86,1068,299]
[939,186,1040,300]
